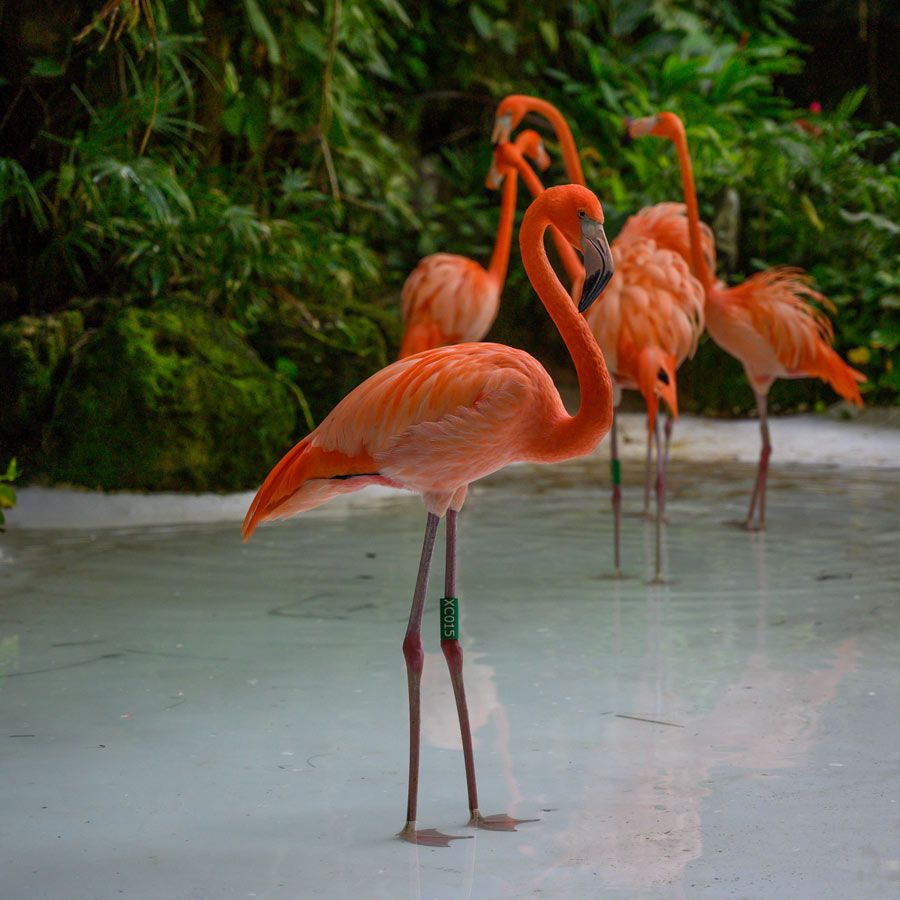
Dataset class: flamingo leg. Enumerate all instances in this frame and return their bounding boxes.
[642,428,653,518]
[745,394,772,530]
[744,394,772,531]
[652,416,665,583]
[663,415,674,497]
[399,513,468,847]
[440,510,536,833]
[610,411,623,577]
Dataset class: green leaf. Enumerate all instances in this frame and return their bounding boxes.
[0,484,16,509]
[29,57,65,78]
[469,5,493,39]
[275,356,299,381]
[538,20,558,53]
[243,0,282,66]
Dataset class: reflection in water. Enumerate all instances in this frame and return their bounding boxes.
[421,634,523,814]
[507,535,860,899]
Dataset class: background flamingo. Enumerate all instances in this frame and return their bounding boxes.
[628,111,865,529]
[242,185,615,846]
[585,233,704,580]
[397,131,550,358]
[494,95,706,578]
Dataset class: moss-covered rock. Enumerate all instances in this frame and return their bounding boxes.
[45,300,297,491]
[0,310,85,459]
[250,292,400,423]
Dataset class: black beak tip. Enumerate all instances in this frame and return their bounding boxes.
[577,270,614,313]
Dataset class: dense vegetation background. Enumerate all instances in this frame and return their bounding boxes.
[1,0,897,491]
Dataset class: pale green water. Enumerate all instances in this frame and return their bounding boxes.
[2,456,899,899]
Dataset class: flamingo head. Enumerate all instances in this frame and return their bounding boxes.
[534,185,613,313]
[624,112,684,142]
[492,95,531,143]
[515,130,551,171]
[485,130,551,190]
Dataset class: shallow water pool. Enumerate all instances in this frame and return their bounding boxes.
[2,449,899,899]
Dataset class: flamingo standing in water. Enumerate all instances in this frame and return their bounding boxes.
[397,132,550,358]
[243,185,615,845]
[627,112,865,528]
[493,95,708,578]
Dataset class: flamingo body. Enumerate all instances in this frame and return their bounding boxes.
[398,256,499,358]
[617,202,716,277]
[243,342,576,535]
[706,268,864,400]
[588,235,704,425]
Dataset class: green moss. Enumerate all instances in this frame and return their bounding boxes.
[250,294,400,423]
[46,300,297,491]
[0,311,85,460]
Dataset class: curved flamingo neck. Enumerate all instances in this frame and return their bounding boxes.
[662,116,714,292]
[516,97,585,186]
[486,169,518,288]
[519,205,612,461]
[513,157,584,291]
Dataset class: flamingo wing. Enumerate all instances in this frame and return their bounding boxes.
[716,268,865,403]
[618,203,716,274]
[242,344,538,536]
[399,254,499,356]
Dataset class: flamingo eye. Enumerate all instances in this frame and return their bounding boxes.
[578,209,586,219]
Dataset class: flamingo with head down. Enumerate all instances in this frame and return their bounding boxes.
[397,130,551,358]
[627,111,865,529]
[243,185,615,846]
[493,95,707,579]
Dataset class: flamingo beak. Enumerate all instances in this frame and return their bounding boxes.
[491,113,513,145]
[578,217,614,313]
[626,115,659,140]
[485,163,505,190]
[534,141,551,171]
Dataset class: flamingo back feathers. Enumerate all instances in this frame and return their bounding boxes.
[617,202,716,274]
[588,236,705,377]
[243,344,550,537]
[713,268,864,404]
[399,254,499,357]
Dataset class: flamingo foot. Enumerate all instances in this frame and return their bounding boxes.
[470,812,539,832]
[398,824,471,847]
[742,519,765,533]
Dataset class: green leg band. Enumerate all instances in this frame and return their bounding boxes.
[440,597,459,641]
[611,458,622,486]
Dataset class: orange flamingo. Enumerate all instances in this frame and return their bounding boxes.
[494,95,708,578]
[242,185,615,846]
[627,112,865,528]
[585,227,704,579]
[397,132,550,358]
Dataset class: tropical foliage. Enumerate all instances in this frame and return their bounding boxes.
[0,0,897,487]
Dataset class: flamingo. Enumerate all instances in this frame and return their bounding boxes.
[493,95,708,578]
[627,112,865,529]
[585,232,704,580]
[397,131,550,358]
[242,185,615,846]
